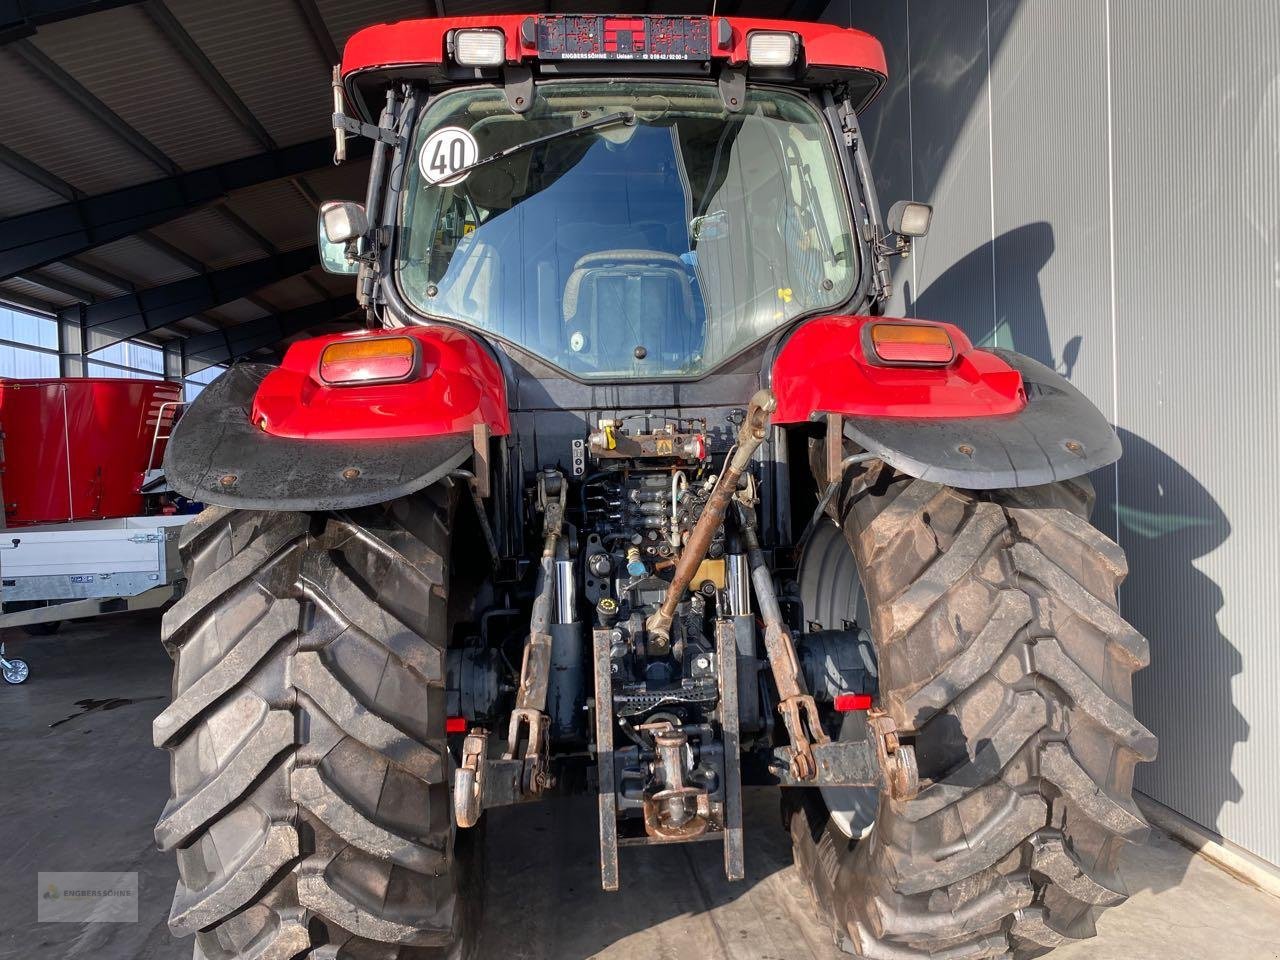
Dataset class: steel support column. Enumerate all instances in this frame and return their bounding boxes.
[58,305,87,377]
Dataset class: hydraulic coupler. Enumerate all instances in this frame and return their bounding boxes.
[645,388,776,644]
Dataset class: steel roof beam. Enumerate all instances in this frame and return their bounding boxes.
[136,231,206,274]
[143,0,277,151]
[11,39,178,175]
[19,269,96,302]
[0,0,142,43]
[292,0,338,65]
[183,293,358,367]
[0,135,362,280]
[63,246,318,340]
[63,255,136,292]
[0,288,58,315]
[0,141,78,200]
[216,203,277,255]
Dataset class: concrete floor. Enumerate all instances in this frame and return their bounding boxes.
[1,613,1277,960]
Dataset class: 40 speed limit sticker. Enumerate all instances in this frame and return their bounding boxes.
[420,127,480,185]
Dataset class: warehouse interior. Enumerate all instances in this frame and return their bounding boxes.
[1,1,1277,958]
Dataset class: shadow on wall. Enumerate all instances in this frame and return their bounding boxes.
[1104,429,1249,876]
[910,226,1248,893]
[908,221,1070,373]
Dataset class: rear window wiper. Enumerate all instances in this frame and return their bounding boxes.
[450,110,638,180]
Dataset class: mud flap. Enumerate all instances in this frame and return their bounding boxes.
[839,351,1121,489]
[164,364,471,511]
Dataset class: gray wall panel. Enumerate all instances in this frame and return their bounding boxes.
[1109,0,1280,867]
[988,0,1113,415]
[823,0,1280,866]
[901,0,997,346]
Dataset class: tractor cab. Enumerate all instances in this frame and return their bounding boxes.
[321,15,920,382]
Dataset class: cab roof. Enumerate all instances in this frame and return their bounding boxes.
[340,14,887,119]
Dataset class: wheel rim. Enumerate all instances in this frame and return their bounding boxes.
[4,659,29,684]
[796,519,878,839]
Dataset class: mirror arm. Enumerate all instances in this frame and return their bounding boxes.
[332,112,401,147]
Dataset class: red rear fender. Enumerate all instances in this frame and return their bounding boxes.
[771,314,1026,423]
[771,314,1122,490]
[252,326,510,440]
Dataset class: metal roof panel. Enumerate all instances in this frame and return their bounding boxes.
[0,164,65,218]
[148,206,264,270]
[0,47,159,194]
[1,276,72,309]
[167,0,333,148]
[317,0,424,49]
[221,179,317,252]
[36,260,127,299]
[30,5,263,172]
[79,235,200,287]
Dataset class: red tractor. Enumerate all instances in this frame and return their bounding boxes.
[155,14,1155,960]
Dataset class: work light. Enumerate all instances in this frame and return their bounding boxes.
[453,29,506,67]
[747,31,798,67]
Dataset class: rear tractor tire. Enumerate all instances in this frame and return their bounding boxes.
[153,487,479,960]
[789,462,1156,959]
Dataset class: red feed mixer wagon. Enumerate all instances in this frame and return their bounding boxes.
[0,377,193,648]
[0,377,181,526]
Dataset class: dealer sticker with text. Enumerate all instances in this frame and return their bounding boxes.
[39,872,138,923]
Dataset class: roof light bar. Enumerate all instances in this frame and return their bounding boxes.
[454,28,506,67]
[747,31,798,68]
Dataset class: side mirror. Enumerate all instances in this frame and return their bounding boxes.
[887,200,933,238]
[318,201,367,276]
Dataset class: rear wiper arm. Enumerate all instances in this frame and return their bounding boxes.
[451,110,638,180]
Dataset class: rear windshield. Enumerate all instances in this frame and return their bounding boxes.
[397,81,858,379]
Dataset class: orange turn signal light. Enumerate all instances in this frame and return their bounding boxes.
[868,322,955,365]
[319,336,417,385]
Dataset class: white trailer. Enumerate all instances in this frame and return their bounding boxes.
[0,513,193,635]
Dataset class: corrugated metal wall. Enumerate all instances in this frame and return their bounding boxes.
[824,0,1280,867]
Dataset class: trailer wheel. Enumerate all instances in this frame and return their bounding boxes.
[3,657,30,684]
[154,486,479,960]
[22,621,61,637]
[789,462,1155,958]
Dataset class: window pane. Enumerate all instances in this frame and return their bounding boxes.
[0,343,58,378]
[184,364,224,401]
[0,306,58,351]
[86,362,160,380]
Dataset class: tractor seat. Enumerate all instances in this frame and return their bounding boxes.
[562,250,696,362]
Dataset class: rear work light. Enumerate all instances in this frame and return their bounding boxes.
[319,337,418,385]
[747,31,798,67]
[453,28,506,67]
[868,322,955,366]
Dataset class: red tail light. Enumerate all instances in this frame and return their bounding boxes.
[319,336,418,385]
[446,716,468,734]
[834,693,874,712]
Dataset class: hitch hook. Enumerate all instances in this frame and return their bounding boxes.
[454,729,489,828]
